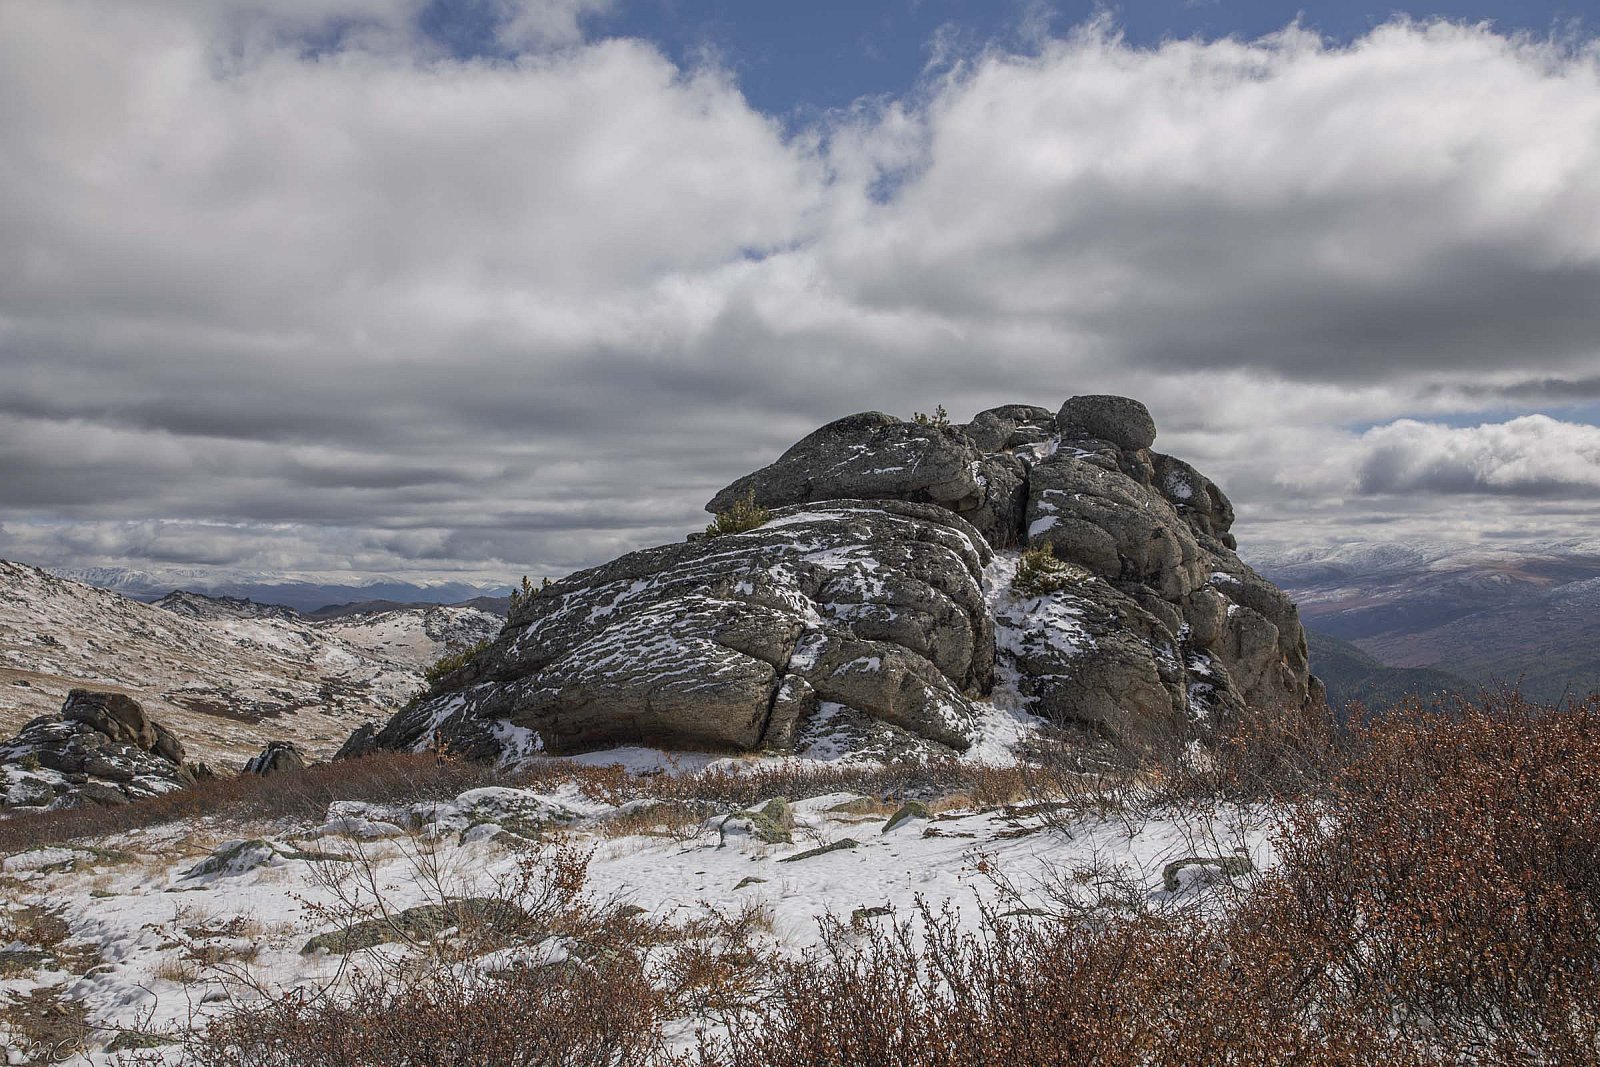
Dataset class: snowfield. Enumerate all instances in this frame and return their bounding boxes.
[0,759,1278,1065]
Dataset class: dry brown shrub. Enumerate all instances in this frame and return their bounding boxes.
[0,750,505,853]
[699,693,1600,1067]
[193,946,669,1067]
[1249,692,1600,1062]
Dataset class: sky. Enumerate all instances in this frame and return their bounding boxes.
[2,0,1600,585]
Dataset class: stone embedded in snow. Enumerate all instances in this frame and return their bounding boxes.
[715,797,795,846]
[1162,854,1255,894]
[178,838,340,881]
[302,899,530,956]
[882,800,932,833]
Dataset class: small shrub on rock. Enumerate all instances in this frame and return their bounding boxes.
[704,491,770,539]
[508,575,554,613]
[1011,543,1080,597]
[911,404,951,428]
[423,639,490,685]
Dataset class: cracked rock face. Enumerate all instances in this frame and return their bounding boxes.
[1,690,202,811]
[360,394,1316,761]
[375,501,996,759]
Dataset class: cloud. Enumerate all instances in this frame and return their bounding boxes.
[1,3,1599,579]
[1354,416,1600,497]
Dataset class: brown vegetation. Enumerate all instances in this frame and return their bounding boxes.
[10,693,1598,1065]
[702,693,1600,1067]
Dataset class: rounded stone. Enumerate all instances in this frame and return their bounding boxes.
[1057,395,1158,451]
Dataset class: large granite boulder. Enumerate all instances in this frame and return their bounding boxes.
[707,395,1312,747]
[374,501,996,761]
[1057,394,1158,451]
[1017,398,1308,727]
[706,412,1030,548]
[1,690,201,811]
[356,394,1315,761]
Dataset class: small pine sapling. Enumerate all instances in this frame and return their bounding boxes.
[705,490,771,539]
[1012,543,1080,597]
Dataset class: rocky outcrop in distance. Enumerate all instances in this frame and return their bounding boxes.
[361,396,1317,763]
[244,740,310,776]
[0,690,208,811]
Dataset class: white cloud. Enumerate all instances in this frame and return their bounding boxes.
[2,3,1599,578]
[1354,416,1600,496]
[495,0,614,49]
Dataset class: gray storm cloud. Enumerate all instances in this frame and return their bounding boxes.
[1,2,1598,579]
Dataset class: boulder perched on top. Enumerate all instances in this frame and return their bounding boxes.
[354,395,1316,761]
[705,412,1030,548]
[1,690,203,811]
[1057,394,1159,451]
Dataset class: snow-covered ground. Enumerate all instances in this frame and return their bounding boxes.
[0,764,1278,1065]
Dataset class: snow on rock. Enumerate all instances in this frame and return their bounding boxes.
[373,501,998,762]
[356,395,1314,765]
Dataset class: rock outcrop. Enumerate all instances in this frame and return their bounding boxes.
[244,740,309,776]
[373,501,995,761]
[706,413,1030,548]
[0,690,205,811]
[358,396,1316,761]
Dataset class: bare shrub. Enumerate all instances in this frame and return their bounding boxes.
[699,694,1600,1067]
[698,900,1368,1067]
[1251,692,1600,1061]
[193,946,669,1067]
[188,843,770,1067]
[1176,697,1354,804]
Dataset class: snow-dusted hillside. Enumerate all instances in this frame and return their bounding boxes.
[1247,540,1600,702]
[0,561,502,765]
[49,566,507,614]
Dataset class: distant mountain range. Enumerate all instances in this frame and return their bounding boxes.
[49,565,512,615]
[1251,541,1600,706]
